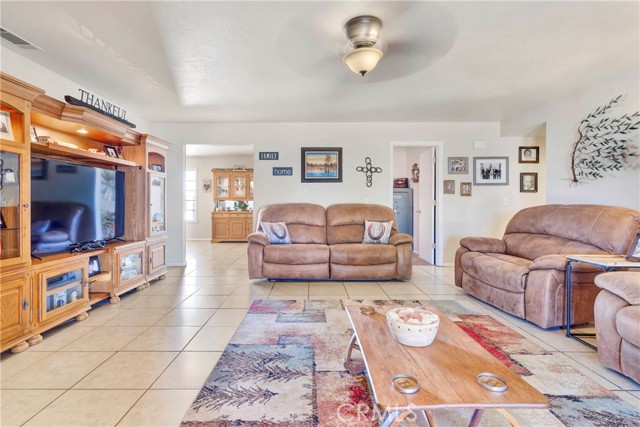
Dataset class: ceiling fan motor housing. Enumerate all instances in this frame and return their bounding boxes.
[344,15,382,48]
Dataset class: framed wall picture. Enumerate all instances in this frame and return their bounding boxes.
[301,147,342,183]
[443,179,455,194]
[626,232,640,262]
[0,111,14,141]
[150,164,164,172]
[520,172,538,193]
[105,145,119,158]
[473,157,509,185]
[448,157,469,174]
[460,182,472,196]
[202,177,212,193]
[518,146,539,163]
[88,255,101,277]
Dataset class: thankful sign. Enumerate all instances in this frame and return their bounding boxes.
[65,89,136,128]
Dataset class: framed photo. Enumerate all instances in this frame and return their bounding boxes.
[150,164,164,172]
[0,111,14,141]
[105,145,119,158]
[626,232,640,262]
[88,255,101,277]
[460,182,472,196]
[31,157,47,180]
[520,172,538,193]
[30,126,38,142]
[0,210,6,229]
[202,177,212,193]
[473,157,509,185]
[518,146,539,163]
[301,147,342,183]
[448,157,469,174]
[443,179,455,194]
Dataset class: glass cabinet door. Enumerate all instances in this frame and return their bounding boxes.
[39,264,88,323]
[249,175,254,200]
[120,251,143,282]
[149,173,166,236]
[215,173,230,199]
[232,174,247,199]
[0,150,27,266]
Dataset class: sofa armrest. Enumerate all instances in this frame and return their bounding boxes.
[529,254,567,271]
[389,233,413,246]
[247,232,270,246]
[529,254,604,272]
[595,272,640,305]
[459,237,505,253]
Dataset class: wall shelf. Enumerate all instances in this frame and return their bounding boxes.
[31,142,139,168]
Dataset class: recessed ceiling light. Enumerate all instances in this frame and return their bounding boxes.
[76,128,88,134]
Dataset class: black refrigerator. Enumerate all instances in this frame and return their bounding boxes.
[393,188,413,239]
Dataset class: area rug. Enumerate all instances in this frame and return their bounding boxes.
[181,299,640,427]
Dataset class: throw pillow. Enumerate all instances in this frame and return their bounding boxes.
[260,221,292,244]
[362,220,393,244]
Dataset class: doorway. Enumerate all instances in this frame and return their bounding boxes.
[390,142,443,266]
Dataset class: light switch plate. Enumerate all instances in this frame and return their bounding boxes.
[474,140,487,149]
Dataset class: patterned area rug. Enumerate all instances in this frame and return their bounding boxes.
[181,300,640,426]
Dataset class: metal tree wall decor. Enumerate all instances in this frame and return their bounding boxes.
[356,157,382,187]
[570,95,640,184]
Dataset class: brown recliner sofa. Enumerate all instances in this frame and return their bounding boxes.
[455,204,639,328]
[594,272,640,383]
[247,203,413,280]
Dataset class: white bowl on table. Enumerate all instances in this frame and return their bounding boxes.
[386,307,440,347]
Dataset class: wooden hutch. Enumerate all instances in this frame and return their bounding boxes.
[0,72,171,353]
[211,169,254,242]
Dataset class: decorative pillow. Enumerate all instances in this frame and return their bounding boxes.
[363,220,393,244]
[260,221,292,244]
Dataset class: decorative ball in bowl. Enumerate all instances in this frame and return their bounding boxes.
[386,307,440,347]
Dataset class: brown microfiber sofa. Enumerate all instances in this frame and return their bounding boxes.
[247,203,413,280]
[594,272,640,383]
[455,204,639,328]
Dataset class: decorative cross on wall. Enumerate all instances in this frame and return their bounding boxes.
[356,157,383,187]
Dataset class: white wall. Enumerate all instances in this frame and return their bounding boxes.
[1,47,150,132]
[185,154,253,240]
[153,122,546,265]
[502,69,639,209]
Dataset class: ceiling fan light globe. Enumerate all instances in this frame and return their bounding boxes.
[343,47,383,76]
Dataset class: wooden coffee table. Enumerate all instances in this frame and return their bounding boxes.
[344,304,549,427]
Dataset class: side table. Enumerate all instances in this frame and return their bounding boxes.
[565,254,640,349]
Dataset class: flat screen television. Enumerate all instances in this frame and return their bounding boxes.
[31,157,125,254]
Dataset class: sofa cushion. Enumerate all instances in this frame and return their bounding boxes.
[326,204,396,245]
[460,252,530,293]
[330,244,396,266]
[362,220,393,244]
[595,272,640,305]
[504,204,639,256]
[260,221,291,244]
[503,233,606,261]
[256,203,327,244]
[616,306,640,348]
[264,244,329,265]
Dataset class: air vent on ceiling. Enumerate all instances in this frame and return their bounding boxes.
[0,27,41,50]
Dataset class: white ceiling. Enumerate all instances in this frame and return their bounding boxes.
[185,144,253,157]
[1,1,638,123]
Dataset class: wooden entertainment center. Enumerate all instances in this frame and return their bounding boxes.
[0,73,171,353]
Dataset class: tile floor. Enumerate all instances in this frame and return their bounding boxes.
[1,242,638,426]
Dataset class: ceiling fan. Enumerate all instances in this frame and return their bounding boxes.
[342,15,384,76]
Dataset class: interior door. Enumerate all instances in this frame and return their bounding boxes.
[418,148,435,264]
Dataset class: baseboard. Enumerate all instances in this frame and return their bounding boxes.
[167,262,187,267]
[186,238,211,241]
